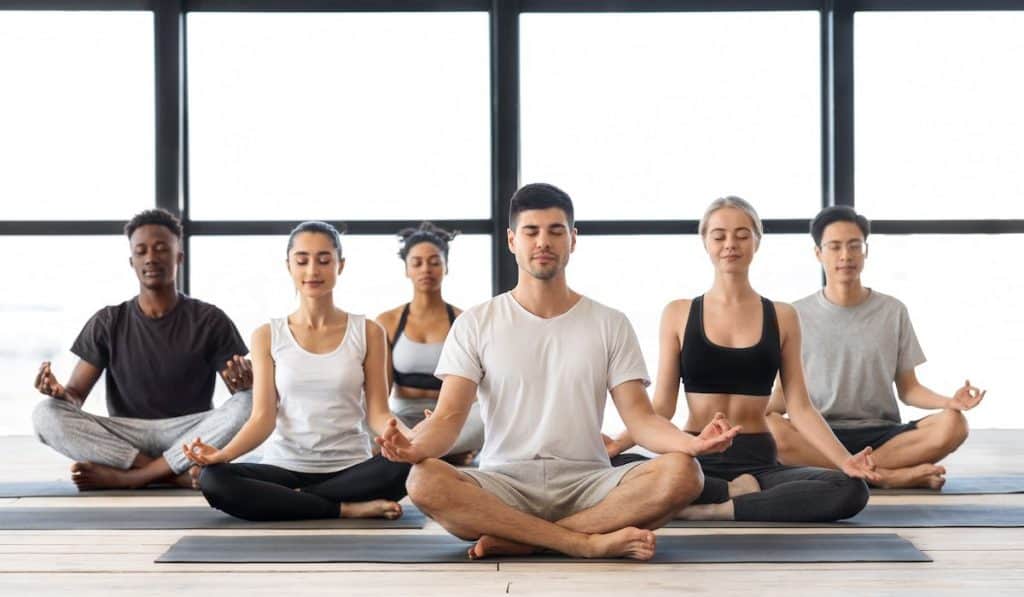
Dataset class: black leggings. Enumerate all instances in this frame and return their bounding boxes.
[693,433,869,523]
[199,455,411,521]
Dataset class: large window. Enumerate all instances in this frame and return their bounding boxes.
[187,12,491,221]
[521,12,821,220]
[856,12,1024,218]
[0,11,154,220]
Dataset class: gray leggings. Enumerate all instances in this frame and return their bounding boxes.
[389,396,484,455]
[31,391,252,475]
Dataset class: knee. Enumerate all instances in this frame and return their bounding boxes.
[198,464,230,498]
[652,452,704,509]
[31,399,71,443]
[833,477,870,520]
[936,409,969,452]
[405,458,451,511]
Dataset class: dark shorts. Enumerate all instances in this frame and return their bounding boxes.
[831,419,920,454]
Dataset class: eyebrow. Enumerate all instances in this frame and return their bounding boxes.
[292,251,334,257]
[521,223,567,231]
[709,227,751,233]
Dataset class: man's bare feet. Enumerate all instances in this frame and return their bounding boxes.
[728,473,760,498]
[875,464,946,489]
[583,527,656,560]
[468,535,537,559]
[677,501,734,521]
[340,499,403,519]
[169,466,201,489]
[70,462,138,490]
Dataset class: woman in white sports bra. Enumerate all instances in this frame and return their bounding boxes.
[376,222,484,465]
[182,221,411,521]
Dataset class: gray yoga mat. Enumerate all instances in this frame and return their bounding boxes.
[0,505,427,530]
[666,504,1024,528]
[871,476,1024,496]
[0,480,196,498]
[156,532,929,564]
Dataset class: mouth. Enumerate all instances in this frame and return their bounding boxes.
[533,254,556,264]
[142,270,164,278]
[722,255,741,262]
[303,280,324,286]
[416,277,436,285]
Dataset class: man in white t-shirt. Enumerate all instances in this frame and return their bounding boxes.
[378,183,741,560]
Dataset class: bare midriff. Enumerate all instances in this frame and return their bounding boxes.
[393,385,440,401]
[684,393,770,434]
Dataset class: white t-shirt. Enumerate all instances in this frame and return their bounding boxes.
[435,292,649,469]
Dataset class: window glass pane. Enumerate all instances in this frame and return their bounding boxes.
[187,13,491,220]
[190,234,493,404]
[569,234,820,434]
[0,237,139,434]
[0,12,154,220]
[864,235,1023,428]
[856,12,1024,218]
[521,12,821,220]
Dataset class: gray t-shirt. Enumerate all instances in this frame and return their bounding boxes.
[793,289,926,429]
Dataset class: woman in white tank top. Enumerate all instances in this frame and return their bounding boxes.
[182,222,411,521]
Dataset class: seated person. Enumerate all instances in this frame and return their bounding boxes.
[184,222,410,521]
[376,222,484,465]
[31,209,252,490]
[378,184,738,561]
[766,206,984,489]
[607,197,877,522]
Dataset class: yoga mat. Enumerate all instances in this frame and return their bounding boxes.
[666,504,1024,528]
[0,480,196,498]
[0,506,427,530]
[871,476,1024,496]
[156,532,928,564]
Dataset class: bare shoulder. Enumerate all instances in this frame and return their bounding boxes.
[451,304,464,318]
[772,301,801,333]
[374,305,405,337]
[364,317,386,342]
[662,298,691,326]
[251,324,272,352]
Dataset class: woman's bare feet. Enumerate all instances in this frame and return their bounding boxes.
[583,527,656,560]
[70,462,137,490]
[677,500,734,521]
[468,535,536,559]
[728,473,760,498]
[340,499,403,519]
[875,464,946,489]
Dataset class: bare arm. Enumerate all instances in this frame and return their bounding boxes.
[374,310,398,393]
[776,303,879,481]
[376,374,476,464]
[896,369,985,411]
[363,319,393,436]
[34,359,103,408]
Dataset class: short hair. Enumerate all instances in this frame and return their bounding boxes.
[286,221,344,260]
[124,208,183,240]
[508,183,575,230]
[397,221,458,262]
[810,206,871,246]
[698,196,763,242]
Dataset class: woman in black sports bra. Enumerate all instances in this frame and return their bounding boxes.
[375,222,484,464]
[609,197,879,522]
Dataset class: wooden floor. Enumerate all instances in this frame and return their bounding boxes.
[2,432,1023,596]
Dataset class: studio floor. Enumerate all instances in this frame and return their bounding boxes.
[1,432,1022,596]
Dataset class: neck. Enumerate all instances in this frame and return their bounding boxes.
[294,293,340,328]
[137,285,179,318]
[707,271,758,304]
[511,270,577,318]
[410,289,445,313]
[823,279,869,307]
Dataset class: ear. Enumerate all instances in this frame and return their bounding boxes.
[337,257,346,275]
[814,244,824,265]
[570,227,578,253]
[506,227,515,254]
[176,250,184,265]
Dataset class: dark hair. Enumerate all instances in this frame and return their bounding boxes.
[508,183,575,229]
[810,206,871,246]
[124,208,183,240]
[397,221,457,262]
[287,221,344,260]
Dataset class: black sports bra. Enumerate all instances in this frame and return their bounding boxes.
[679,295,781,397]
[390,303,456,391]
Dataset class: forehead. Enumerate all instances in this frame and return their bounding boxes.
[706,207,754,230]
[821,220,865,241]
[130,224,177,245]
[407,241,443,259]
[515,207,570,229]
[289,231,336,253]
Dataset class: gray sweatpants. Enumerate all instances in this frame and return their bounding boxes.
[31,391,252,475]
[389,396,485,456]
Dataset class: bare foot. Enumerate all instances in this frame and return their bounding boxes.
[875,464,947,489]
[728,473,760,498]
[340,499,403,519]
[443,451,477,467]
[468,535,537,560]
[676,501,734,521]
[168,466,201,489]
[583,527,656,560]
[70,462,138,490]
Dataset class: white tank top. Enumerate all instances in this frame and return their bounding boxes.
[260,314,372,473]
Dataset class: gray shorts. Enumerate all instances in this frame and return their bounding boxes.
[462,459,645,522]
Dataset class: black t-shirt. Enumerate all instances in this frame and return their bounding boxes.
[71,294,248,419]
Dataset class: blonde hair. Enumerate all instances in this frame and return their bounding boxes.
[698,196,763,242]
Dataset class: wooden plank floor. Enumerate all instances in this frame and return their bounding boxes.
[2,431,1022,596]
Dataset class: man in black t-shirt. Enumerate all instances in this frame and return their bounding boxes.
[31,209,253,490]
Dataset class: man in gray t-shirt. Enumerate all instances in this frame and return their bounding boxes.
[766,206,985,490]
